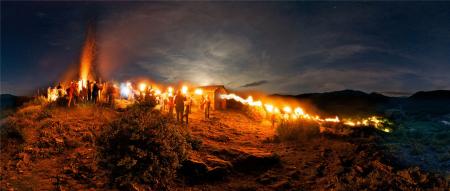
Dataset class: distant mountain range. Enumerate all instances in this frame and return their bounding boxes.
[2,90,449,116]
[0,94,32,110]
[271,90,450,117]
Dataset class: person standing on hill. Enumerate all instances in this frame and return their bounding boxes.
[106,82,115,107]
[57,83,63,97]
[204,95,211,119]
[174,91,186,123]
[67,81,77,107]
[87,80,92,102]
[92,82,99,103]
[168,95,174,116]
[184,97,191,127]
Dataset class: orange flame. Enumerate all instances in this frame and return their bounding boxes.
[219,93,388,132]
[79,26,95,82]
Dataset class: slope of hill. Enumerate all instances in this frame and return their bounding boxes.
[0,94,32,109]
[1,100,448,190]
[0,94,33,119]
[271,90,389,117]
[410,90,450,100]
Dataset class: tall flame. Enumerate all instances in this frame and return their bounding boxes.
[79,25,96,82]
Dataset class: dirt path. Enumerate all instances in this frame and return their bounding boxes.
[178,109,448,190]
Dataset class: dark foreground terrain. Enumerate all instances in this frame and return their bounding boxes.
[1,93,449,190]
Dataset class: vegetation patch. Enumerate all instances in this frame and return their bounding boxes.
[275,120,320,141]
[97,104,190,190]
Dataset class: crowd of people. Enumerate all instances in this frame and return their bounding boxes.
[159,90,211,128]
[47,80,117,107]
[47,81,214,128]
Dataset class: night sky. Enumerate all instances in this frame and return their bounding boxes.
[1,2,450,96]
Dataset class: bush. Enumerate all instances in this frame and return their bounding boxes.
[275,120,320,141]
[0,119,25,143]
[97,105,190,190]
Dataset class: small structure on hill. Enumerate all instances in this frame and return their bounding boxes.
[199,85,227,110]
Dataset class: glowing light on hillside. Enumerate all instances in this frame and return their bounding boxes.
[167,86,174,96]
[219,92,391,133]
[325,116,340,123]
[139,83,147,92]
[181,86,188,94]
[195,88,203,95]
[265,104,274,113]
[294,107,304,115]
[120,82,133,98]
[283,106,292,113]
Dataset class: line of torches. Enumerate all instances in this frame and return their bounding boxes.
[47,80,391,133]
[118,82,203,99]
[220,93,392,133]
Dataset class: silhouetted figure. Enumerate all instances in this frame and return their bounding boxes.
[87,80,92,101]
[57,83,63,97]
[184,98,190,127]
[81,87,87,102]
[175,91,186,123]
[168,96,174,117]
[204,95,211,119]
[67,82,77,107]
[106,83,115,107]
[92,82,99,103]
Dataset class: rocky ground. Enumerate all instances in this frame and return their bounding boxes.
[176,109,448,190]
[0,103,448,190]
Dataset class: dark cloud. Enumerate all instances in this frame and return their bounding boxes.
[1,2,450,95]
[241,80,269,88]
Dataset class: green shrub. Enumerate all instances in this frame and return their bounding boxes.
[275,120,320,141]
[97,106,190,190]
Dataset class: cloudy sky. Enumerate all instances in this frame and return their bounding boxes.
[2,2,450,95]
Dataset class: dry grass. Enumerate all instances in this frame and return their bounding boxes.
[275,120,320,141]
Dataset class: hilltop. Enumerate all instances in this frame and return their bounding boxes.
[1,98,448,190]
